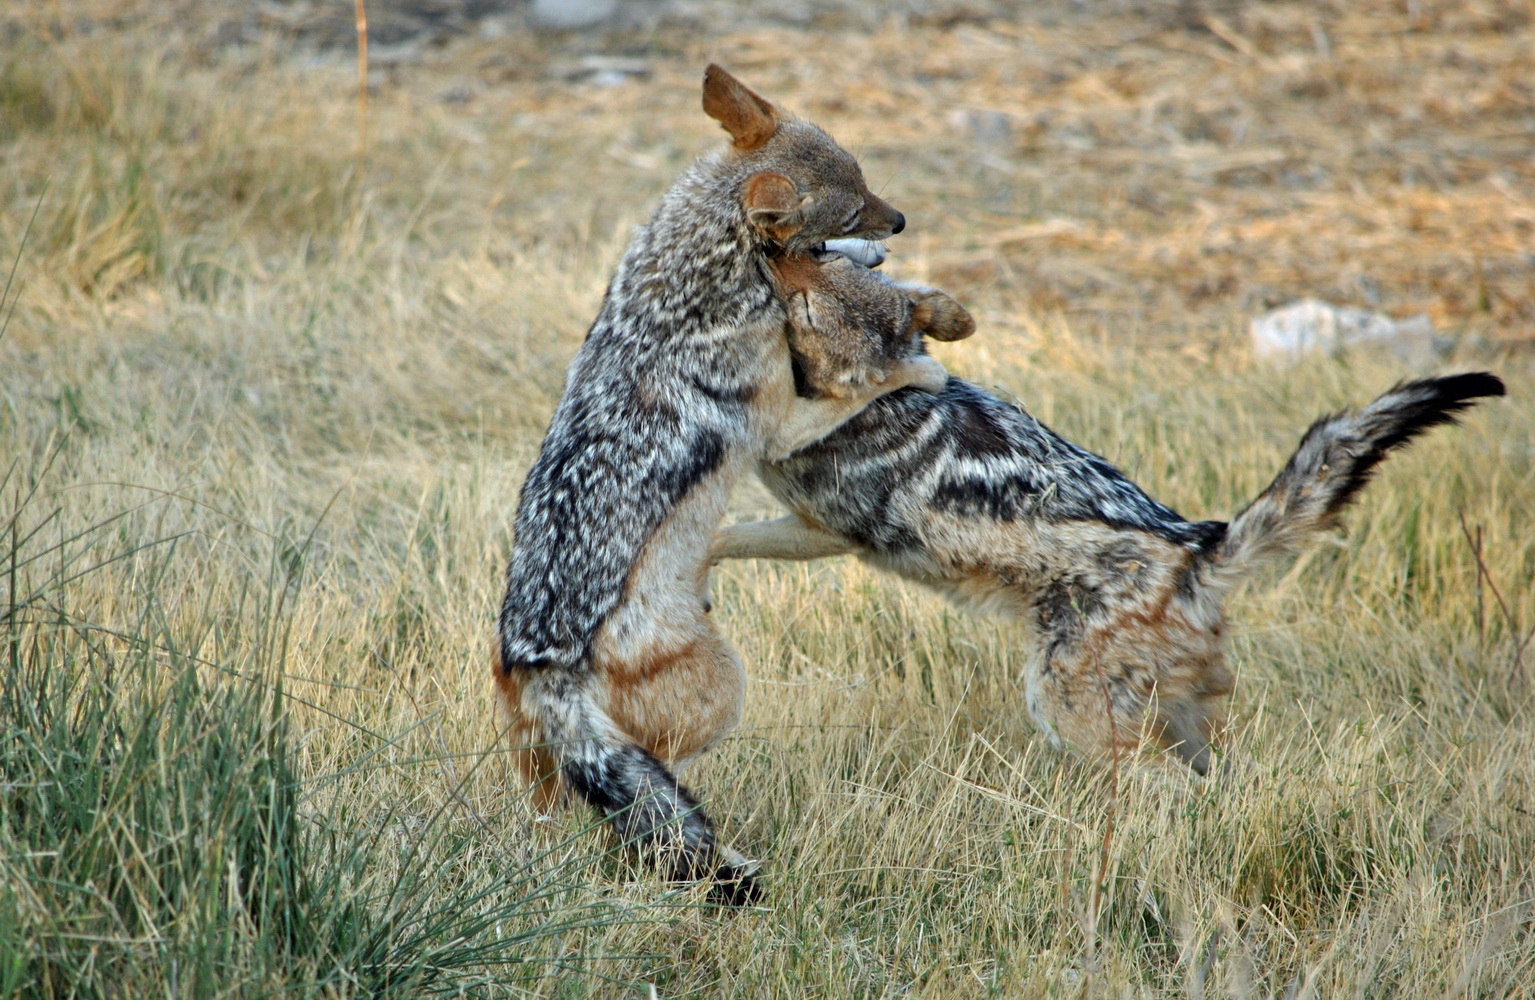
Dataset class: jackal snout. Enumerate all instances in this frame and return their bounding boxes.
[862,193,904,238]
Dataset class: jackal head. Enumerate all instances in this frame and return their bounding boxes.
[702,64,906,252]
[768,250,975,397]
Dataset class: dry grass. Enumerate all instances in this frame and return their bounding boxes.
[2,1,1533,996]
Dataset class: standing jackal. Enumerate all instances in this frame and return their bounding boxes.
[714,260,1504,772]
[495,67,958,902]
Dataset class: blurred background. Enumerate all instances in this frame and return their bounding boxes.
[5,0,1532,353]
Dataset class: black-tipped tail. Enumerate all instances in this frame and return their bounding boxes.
[562,745,763,906]
[1212,372,1504,580]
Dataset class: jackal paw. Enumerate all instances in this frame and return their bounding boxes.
[709,853,765,907]
[896,355,949,394]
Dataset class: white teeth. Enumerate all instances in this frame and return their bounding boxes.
[821,238,888,268]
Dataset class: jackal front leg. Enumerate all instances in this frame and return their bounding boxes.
[766,355,946,461]
[711,514,859,564]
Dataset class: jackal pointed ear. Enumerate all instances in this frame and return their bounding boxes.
[743,172,808,243]
[910,290,977,342]
[702,64,780,151]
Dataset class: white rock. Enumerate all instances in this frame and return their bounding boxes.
[1250,298,1439,365]
[531,0,618,30]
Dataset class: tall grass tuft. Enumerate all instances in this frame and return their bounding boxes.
[0,452,651,998]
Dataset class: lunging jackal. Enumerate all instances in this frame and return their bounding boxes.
[496,67,965,902]
[714,253,1504,774]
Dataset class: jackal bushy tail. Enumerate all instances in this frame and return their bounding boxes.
[1214,372,1506,583]
[510,667,747,898]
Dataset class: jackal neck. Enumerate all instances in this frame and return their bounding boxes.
[596,152,771,344]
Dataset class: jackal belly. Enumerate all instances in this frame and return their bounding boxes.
[590,466,749,770]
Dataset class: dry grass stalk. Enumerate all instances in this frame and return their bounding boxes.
[354,0,369,162]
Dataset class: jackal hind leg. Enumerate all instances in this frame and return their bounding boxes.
[601,626,746,774]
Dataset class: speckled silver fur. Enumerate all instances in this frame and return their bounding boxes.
[501,158,775,673]
[495,66,918,902]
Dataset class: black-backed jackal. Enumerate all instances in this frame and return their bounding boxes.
[714,253,1504,774]
[496,67,970,901]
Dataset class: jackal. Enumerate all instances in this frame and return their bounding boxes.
[495,66,959,902]
[713,258,1503,773]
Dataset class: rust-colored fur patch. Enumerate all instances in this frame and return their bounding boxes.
[492,645,564,813]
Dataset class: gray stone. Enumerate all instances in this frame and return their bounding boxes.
[531,0,618,30]
[1250,298,1442,365]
